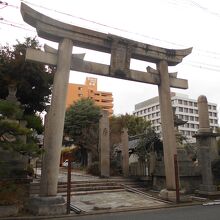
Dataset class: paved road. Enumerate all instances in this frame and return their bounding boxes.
[71,205,220,220]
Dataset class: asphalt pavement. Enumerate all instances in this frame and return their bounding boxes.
[58,204,220,220]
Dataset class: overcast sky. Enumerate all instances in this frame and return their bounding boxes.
[1,0,220,116]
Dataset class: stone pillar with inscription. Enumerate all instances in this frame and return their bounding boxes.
[99,110,110,177]
[121,128,129,177]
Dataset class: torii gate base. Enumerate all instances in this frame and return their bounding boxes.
[25,196,66,216]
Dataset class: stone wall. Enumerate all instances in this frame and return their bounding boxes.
[153,159,201,193]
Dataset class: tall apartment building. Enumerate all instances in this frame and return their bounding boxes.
[133,93,219,142]
[66,77,114,115]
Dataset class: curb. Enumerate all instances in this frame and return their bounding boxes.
[0,201,203,220]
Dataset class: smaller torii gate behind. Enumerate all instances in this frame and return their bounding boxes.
[20,3,192,214]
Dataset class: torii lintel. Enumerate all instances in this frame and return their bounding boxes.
[26,46,188,89]
[20,3,192,67]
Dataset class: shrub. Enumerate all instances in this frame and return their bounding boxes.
[0,181,28,205]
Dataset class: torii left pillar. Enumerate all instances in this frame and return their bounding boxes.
[27,39,73,215]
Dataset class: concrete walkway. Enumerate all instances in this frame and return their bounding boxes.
[59,168,169,212]
[34,167,170,212]
[72,191,169,212]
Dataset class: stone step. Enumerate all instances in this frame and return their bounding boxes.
[29,177,151,195]
[58,182,118,187]
[62,188,126,196]
[59,182,146,188]
[30,181,147,191]
[30,184,148,195]
[58,187,149,196]
[58,185,123,192]
[58,177,144,184]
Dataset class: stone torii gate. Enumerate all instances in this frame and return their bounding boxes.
[20,3,192,213]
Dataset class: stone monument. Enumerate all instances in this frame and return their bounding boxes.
[195,95,220,196]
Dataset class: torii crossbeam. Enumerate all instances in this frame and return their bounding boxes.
[20,2,192,211]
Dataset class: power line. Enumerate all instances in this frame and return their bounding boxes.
[184,62,220,73]
[166,0,220,19]
[1,19,220,73]
[0,1,19,8]
[20,0,189,48]
[0,20,34,32]
[2,0,220,63]
[19,0,220,59]
[187,0,220,19]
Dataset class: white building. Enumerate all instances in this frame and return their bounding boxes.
[133,93,219,143]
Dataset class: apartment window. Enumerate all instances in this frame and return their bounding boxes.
[185,115,189,120]
[194,102,197,107]
[209,112,212,117]
[214,119,218,124]
[189,109,193,113]
[195,117,199,121]
[189,101,193,106]
[208,105,211,110]
[184,100,188,105]
[190,116,194,121]
[194,109,198,114]
[213,106,217,110]
[214,113,217,117]
[184,108,188,113]
[179,107,183,112]
[178,100,183,104]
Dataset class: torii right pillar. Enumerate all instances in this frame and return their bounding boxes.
[157,60,178,201]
